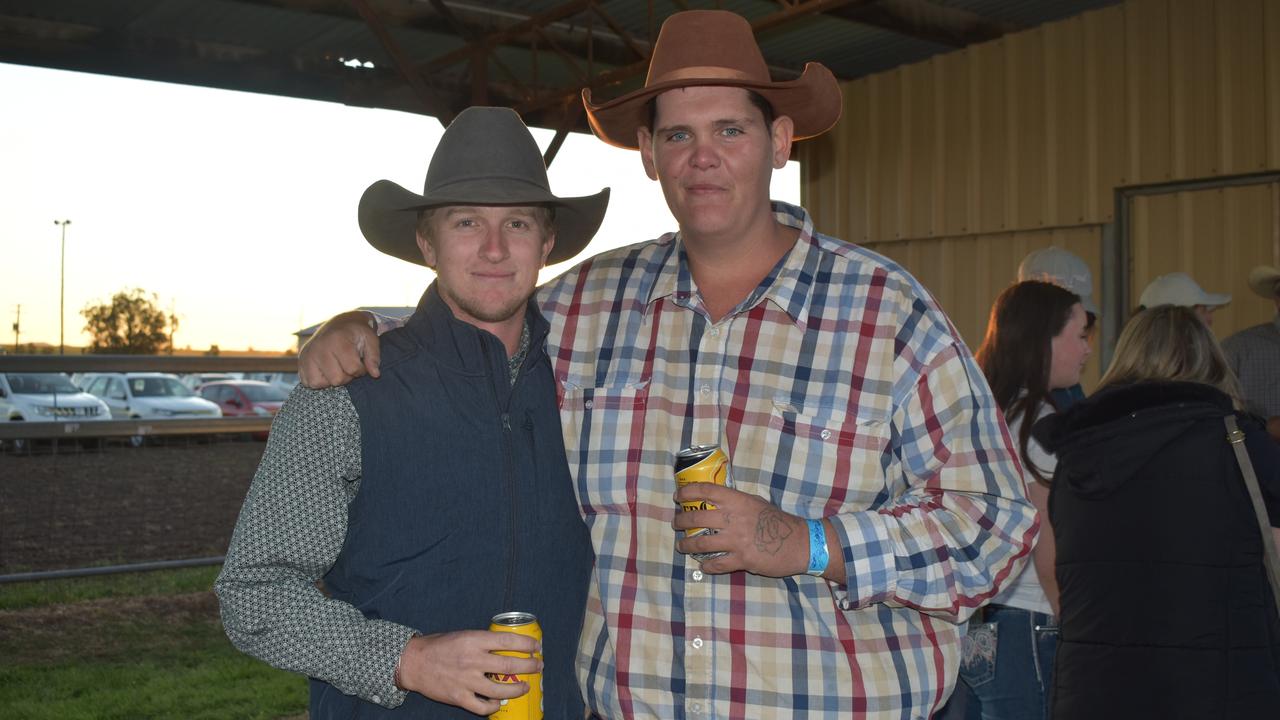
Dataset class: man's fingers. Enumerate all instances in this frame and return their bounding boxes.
[358,334,382,378]
[673,508,723,532]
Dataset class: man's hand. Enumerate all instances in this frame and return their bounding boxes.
[297,311,381,388]
[673,483,809,577]
[397,630,542,715]
[1267,416,1280,442]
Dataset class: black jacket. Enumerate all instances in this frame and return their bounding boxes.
[1033,381,1280,719]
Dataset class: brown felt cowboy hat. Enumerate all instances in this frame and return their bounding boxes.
[583,10,842,150]
[358,106,610,266]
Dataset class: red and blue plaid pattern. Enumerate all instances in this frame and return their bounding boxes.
[538,202,1037,719]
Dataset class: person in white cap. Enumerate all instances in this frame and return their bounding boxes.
[1222,265,1280,440]
[1137,272,1231,327]
[1017,246,1097,408]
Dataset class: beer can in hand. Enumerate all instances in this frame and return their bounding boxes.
[675,443,731,561]
[488,611,543,720]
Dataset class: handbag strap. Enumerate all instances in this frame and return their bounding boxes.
[1225,415,1280,620]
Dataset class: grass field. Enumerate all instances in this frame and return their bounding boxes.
[0,566,308,719]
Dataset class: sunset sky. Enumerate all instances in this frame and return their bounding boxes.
[0,63,799,353]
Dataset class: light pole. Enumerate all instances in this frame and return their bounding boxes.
[54,219,71,354]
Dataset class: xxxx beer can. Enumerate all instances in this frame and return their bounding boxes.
[675,444,731,561]
[488,611,543,720]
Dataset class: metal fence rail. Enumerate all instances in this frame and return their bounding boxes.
[0,416,272,440]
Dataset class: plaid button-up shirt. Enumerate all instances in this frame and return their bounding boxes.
[537,202,1036,719]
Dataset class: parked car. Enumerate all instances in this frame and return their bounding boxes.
[179,372,238,390]
[197,380,286,440]
[241,372,299,395]
[0,372,112,450]
[80,373,222,446]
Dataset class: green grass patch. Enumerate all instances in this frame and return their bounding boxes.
[0,565,222,611]
[0,567,308,719]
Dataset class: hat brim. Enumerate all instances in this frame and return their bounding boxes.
[1201,292,1232,307]
[358,180,610,267]
[583,62,842,150]
[1248,265,1280,298]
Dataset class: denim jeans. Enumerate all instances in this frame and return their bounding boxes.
[945,604,1057,720]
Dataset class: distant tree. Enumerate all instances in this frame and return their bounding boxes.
[205,344,220,357]
[80,288,174,354]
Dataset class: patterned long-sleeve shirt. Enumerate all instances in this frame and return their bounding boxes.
[1223,313,1280,417]
[368,203,1035,718]
[214,326,531,710]
[536,202,1036,719]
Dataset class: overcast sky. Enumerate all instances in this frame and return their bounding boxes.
[0,63,799,352]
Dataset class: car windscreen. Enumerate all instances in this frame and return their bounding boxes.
[130,377,194,397]
[241,384,288,402]
[5,373,81,394]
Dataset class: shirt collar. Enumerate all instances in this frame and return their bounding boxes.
[644,201,819,327]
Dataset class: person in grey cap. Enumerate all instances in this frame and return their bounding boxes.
[1137,271,1231,327]
[215,107,607,718]
[1223,265,1280,440]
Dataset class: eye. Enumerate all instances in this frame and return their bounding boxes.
[666,130,689,142]
[721,127,743,137]
[508,219,530,230]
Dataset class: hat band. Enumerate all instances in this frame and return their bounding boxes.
[650,65,760,86]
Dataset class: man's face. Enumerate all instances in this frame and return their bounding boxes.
[417,205,554,329]
[637,86,792,243]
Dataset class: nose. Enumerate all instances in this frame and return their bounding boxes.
[478,226,509,262]
[689,136,720,170]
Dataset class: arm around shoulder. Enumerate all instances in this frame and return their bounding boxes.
[298,310,390,388]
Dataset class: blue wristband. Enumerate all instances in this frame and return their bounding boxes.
[805,518,829,577]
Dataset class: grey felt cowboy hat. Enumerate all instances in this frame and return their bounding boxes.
[358,106,610,266]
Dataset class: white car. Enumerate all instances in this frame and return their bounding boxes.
[0,372,112,450]
[0,372,112,422]
[81,372,223,421]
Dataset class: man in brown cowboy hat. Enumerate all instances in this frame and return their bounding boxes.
[1223,264,1280,440]
[216,106,605,719]
[298,10,1033,718]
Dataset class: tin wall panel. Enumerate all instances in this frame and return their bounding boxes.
[1217,0,1268,176]
[1169,0,1219,178]
[1008,27,1048,230]
[1082,5,1127,221]
[1125,0,1173,184]
[871,71,904,241]
[1045,15,1087,227]
[903,61,937,240]
[939,50,974,237]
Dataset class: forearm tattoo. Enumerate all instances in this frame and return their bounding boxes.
[754,507,794,555]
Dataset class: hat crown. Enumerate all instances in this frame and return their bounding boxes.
[645,10,770,86]
[423,106,551,198]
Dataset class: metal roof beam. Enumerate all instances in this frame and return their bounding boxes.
[823,0,1017,48]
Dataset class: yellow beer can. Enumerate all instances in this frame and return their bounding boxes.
[488,611,543,720]
[675,444,731,560]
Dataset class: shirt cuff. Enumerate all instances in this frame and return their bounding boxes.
[364,623,420,708]
[828,510,897,610]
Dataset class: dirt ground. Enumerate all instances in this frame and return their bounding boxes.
[0,439,266,574]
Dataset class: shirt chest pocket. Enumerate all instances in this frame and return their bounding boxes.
[559,380,651,516]
[763,399,893,514]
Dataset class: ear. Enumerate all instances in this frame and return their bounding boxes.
[770,115,795,169]
[416,231,437,269]
[540,230,556,266]
[638,127,659,181]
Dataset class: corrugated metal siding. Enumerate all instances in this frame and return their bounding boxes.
[804,0,1280,240]
[800,0,1280,353]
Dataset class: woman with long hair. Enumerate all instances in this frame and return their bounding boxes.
[1034,305,1280,719]
[953,280,1090,719]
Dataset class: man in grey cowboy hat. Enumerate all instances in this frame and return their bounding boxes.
[1223,264,1280,440]
[298,10,1033,718]
[216,106,606,719]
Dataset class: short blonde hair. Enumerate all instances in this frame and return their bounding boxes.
[1099,305,1244,408]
